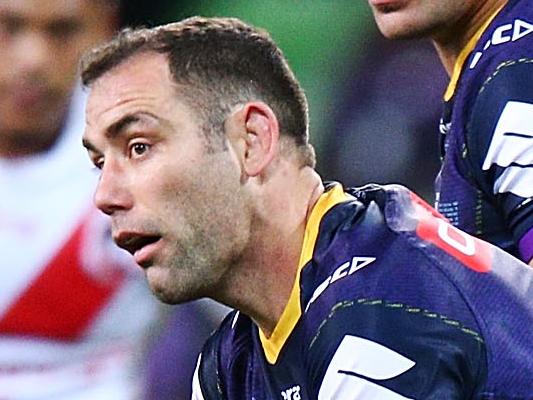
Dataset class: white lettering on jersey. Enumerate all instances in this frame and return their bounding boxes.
[482,101,533,197]
[281,385,301,400]
[492,23,513,45]
[512,19,533,41]
[470,51,484,69]
[437,219,476,256]
[469,19,533,69]
[305,257,376,312]
[318,335,415,400]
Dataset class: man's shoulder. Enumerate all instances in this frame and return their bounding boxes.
[302,185,469,314]
[300,186,533,397]
[200,310,254,362]
[303,184,533,326]
[195,310,256,399]
[462,0,533,90]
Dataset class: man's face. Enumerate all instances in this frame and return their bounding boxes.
[0,0,115,156]
[367,0,477,40]
[84,52,251,304]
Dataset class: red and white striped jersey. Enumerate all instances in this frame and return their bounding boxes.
[0,88,160,399]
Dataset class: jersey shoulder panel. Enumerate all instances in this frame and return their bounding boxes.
[301,184,486,327]
[302,184,533,398]
[451,0,533,129]
[462,0,533,85]
[299,185,488,398]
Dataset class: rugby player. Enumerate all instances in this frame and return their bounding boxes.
[368,0,533,266]
[81,17,533,399]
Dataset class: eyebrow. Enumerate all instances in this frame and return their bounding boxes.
[82,137,98,153]
[106,114,143,139]
[83,111,162,153]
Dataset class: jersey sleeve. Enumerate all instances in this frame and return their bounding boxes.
[467,59,533,261]
[192,335,224,400]
[304,297,486,399]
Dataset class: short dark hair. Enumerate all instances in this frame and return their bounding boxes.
[81,16,314,166]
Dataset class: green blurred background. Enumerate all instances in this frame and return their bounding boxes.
[122,0,446,201]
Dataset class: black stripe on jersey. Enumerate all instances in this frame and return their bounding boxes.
[504,131,533,139]
[508,161,533,168]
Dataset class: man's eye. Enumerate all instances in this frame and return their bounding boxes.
[130,142,150,158]
[46,21,80,40]
[93,158,104,170]
[0,16,23,36]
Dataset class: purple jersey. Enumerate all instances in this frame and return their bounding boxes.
[192,183,533,399]
[436,0,533,262]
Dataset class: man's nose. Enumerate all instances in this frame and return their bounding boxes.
[14,31,51,74]
[94,161,134,216]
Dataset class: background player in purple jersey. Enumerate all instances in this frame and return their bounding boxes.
[80,16,533,399]
[368,0,533,266]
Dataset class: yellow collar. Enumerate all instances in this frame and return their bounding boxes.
[258,184,352,364]
[444,5,505,101]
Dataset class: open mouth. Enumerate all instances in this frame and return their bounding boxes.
[115,233,162,256]
[370,0,405,13]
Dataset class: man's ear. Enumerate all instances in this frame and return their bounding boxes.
[228,102,280,177]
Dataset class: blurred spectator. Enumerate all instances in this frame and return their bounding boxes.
[321,31,447,201]
[0,1,221,398]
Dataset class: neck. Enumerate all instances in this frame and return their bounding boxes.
[215,165,324,336]
[433,0,507,75]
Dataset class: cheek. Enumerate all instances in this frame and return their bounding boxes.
[145,151,242,222]
[49,50,80,89]
[0,48,9,82]
[146,166,196,216]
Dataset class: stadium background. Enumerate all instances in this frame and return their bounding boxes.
[124,0,448,201]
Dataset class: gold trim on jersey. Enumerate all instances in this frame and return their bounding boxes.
[259,184,354,364]
[444,5,505,101]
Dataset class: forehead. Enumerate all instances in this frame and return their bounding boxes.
[0,0,106,24]
[86,52,185,128]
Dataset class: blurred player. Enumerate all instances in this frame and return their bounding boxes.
[81,17,533,398]
[368,0,533,266]
[0,1,216,398]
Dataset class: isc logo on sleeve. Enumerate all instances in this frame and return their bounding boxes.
[305,257,376,312]
[470,19,533,69]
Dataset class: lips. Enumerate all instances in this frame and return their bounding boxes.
[368,0,406,12]
[114,232,162,266]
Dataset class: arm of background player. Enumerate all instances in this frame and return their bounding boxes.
[467,59,533,265]
[305,299,486,399]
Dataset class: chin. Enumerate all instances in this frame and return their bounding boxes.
[152,290,183,305]
[148,283,184,304]
[372,9,426,39]
[379,23,431,40]
[148,276,204,305]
